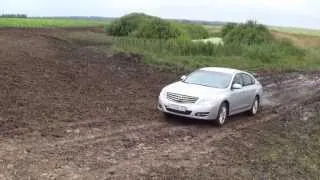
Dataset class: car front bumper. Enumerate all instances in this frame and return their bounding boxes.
[158,96,220,120]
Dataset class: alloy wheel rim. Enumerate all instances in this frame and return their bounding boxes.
[252,100,258,114]
[219,107,227,124]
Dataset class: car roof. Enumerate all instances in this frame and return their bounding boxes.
[199,67,244,75]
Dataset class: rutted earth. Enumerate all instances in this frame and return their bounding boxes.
[0,29,319,179]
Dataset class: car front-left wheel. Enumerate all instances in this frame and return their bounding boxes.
[215,102,228,126]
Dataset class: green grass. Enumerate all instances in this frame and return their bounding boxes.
[0,18,110,28]
[61,31,320,72]
[64,31,114,45]
[112,37,319,72]
[140,51,320,72]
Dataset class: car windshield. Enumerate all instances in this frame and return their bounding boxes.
[183,70,232,88]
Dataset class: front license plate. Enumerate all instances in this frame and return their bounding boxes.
[167,104,187,111]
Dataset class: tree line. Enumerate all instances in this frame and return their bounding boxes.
[0,14,27,18]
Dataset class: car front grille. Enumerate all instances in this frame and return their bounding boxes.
[167,92,199,104]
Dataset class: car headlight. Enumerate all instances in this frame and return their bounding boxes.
[159,89,166,98]
[197,98,216,106]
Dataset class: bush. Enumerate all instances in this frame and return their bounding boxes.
[221,23,237,37]
[106,13,153,36]
[135,18,182,39]
[178,23,210,39]
[219,20,305,62]
[222,20,273,45]
[105,12,210,40]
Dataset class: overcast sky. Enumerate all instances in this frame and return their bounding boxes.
[1,0,320,29]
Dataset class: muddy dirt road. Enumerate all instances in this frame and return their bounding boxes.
[0,29,319,179]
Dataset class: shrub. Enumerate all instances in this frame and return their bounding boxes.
[105,12,210,40]
[134,18,182,39]
[221,23,237,37]
[178,23,210,39]
[222,20,273,45]
[106,13,153,36]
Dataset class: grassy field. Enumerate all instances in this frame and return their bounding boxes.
[139,48,320,72]
[123,23,320,72]
[111,36,319,72]
[60,31,320,72]
[16,16,316,73]
[0,18,110,28]
[270,26,320,37]
[206,24,320,37]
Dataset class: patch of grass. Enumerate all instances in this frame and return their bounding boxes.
[0,18,109,28]
[109,20,320,72]
[63,31,113,46]
[141,52,320,72]
[112,36,318,72]
[273,31,320,48]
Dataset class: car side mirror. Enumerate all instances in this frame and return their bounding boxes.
[232,83,242,90]
[180,75,187,81]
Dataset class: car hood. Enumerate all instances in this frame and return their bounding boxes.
[163,81,227,99]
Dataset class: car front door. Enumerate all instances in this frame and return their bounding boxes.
[240,73,256,109]
[229,74,247,114]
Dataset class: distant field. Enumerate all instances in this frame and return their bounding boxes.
[270,26,320,37]
[205,24,320,37]
[0,18,110,28]
[205,25,222,34]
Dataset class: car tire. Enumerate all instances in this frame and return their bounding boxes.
[249,96,259,116]
[215,102,228,126]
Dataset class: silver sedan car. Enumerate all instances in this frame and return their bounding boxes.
[158,67,263,126]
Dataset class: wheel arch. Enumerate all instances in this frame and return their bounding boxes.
[255,94,260,102]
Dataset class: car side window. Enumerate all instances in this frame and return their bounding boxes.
[232,74,243,85]
[241,73,255,86]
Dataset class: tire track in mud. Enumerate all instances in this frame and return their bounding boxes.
[17,73,319,179]
[78,73,320,178]
[21,73,319,149]
[9,75,320,150]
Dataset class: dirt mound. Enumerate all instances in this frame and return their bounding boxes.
[0,28,319,179]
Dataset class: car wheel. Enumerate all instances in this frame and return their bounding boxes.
[216,102,228,126]
[249,97,259,116]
